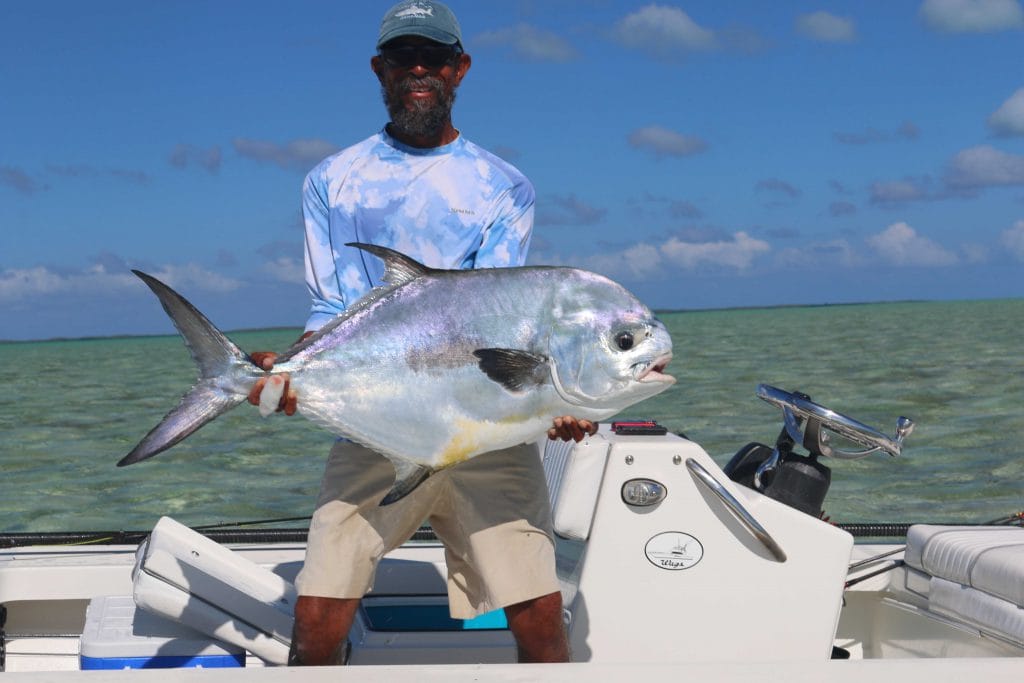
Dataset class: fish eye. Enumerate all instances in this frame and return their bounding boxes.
[614,331,634,351]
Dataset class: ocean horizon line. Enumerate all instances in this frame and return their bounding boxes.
[8,296,1017,345]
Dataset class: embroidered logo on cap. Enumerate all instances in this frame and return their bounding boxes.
[396,3,434,19]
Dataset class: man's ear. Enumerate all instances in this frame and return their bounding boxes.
[452,52,471,87]
[371,55,386,84]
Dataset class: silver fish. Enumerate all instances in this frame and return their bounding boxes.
[121,243,675,504]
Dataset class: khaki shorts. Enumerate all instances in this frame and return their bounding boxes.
[295,440,560,619]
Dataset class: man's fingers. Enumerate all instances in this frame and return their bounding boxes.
[283,389,298,416]
[249,351,278,370]
[248,377,267,406]
[547,416,598,442]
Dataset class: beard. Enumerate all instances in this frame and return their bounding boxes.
[382,74,457,140]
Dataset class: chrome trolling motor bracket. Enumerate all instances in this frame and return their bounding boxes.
[724,384,915,516]
[755,384,914,467]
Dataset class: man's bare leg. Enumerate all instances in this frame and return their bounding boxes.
[504,591,570,663]
[288,595,359,666]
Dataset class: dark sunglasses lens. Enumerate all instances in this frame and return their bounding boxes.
[382,46,456,68]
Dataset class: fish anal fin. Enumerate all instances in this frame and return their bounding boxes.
[473,348,549,392]
[379,458,434,506]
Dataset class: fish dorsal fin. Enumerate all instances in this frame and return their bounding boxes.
[473,348,550,392]
[275,244,435,364]
[346,242,435,287]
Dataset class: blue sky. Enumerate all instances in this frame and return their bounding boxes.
[2,0,1023,341]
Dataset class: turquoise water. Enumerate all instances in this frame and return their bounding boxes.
[2,299,1022,532]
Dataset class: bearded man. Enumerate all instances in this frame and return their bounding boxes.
[247,0,594,667]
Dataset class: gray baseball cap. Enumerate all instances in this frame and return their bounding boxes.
[377,0,462,49]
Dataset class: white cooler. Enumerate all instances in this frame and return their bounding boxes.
[79,595,245,670]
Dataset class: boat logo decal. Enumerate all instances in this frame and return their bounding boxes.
[644,531,703,570]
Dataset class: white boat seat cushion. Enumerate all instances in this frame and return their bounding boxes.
[542,434,611,541]
[132,516,295,665]
[904,524,1024,605]
[928,576,1024,643]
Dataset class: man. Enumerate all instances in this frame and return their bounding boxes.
[248,1,595,666]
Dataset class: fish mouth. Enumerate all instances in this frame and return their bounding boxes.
[633,353,674,383]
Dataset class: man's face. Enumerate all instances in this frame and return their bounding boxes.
[372,37,470,140]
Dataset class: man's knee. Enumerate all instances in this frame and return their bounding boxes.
[506,591,562,618]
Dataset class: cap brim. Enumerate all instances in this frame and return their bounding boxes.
[377,27,460,48]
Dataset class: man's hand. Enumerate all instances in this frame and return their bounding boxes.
[247,351,298,416]
[547,416,597,442]
[246,332,313,416]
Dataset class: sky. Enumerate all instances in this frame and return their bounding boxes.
[2,0,1024,341]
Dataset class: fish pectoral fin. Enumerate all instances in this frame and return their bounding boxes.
[472,348,549,393]
[379,458,434,506]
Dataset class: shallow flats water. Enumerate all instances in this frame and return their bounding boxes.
[2,299,1022,532]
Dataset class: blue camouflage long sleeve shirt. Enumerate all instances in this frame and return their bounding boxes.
[302,129,535,332]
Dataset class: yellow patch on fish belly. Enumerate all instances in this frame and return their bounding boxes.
[434,432,477,471]
[436,413,544,469]
[437,420,489,468]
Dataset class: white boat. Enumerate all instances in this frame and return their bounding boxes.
[3,385,1023,682]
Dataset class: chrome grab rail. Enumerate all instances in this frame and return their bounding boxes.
[686,458,787,563]
[756,384,914,460]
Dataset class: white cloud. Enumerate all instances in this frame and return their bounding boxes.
[962,243,990,264]
[0,263,240,302]
[661,231,770,270]
[627,125,708,158]
[474,23,577,62]
[776,239,859,268]
[796,11,857,43]
[260,257,305,284]
[537,194,607,226]
[1001,219,1024,260]
[988,87,1024,137]
[866,222,958,266]
[233,138,339,172]
[613,5,717,58]
[945,145,1024,188]
[620,242,664,278]
[869,178,932,204]
[143,264,241,293]
[169,144,223,173]
[830,201,857,217]
[580,232,770,280]
[0,166,43,195]
[919,0,1024,33]
[756,178,801,199]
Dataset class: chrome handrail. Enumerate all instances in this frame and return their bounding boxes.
[686,458,787,563]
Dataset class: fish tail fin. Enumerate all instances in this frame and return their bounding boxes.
[118,271,260,466]
[378,457,434,506]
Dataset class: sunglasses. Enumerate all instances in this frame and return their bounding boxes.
[378,44,462,69]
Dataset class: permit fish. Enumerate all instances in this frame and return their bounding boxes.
[121,243,675,504]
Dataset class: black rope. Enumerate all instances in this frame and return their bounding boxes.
[0,525,440,549]
[3,516,1020,549]
[837,519,1023,538]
